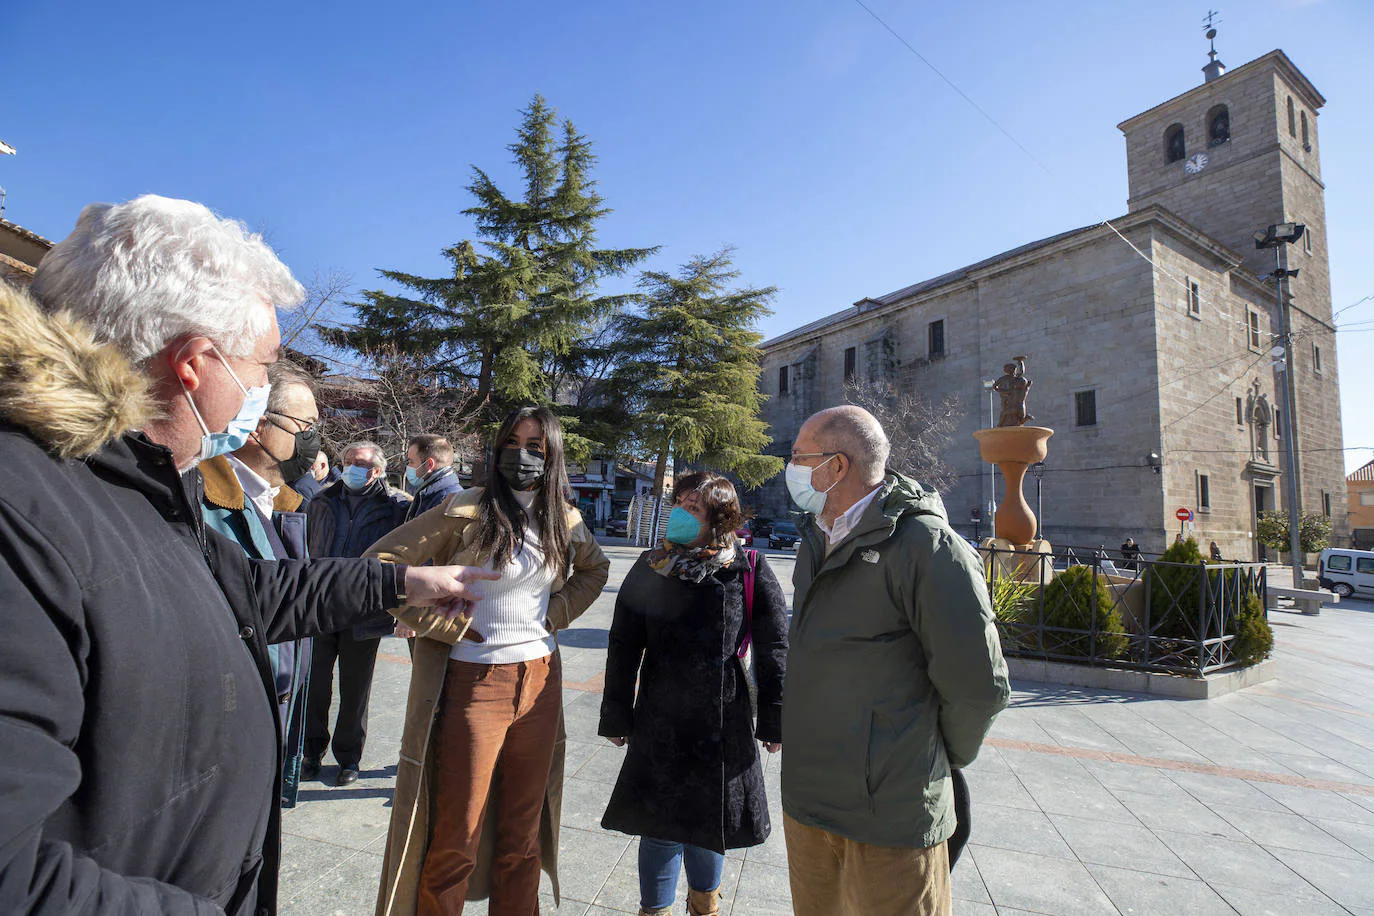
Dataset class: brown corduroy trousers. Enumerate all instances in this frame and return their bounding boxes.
[783,813,952,916]
[418,655,561,916]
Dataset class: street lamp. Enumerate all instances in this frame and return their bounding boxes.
[1031,461,1046,541]
[1254,222,1305,585]
[982,378,997,536]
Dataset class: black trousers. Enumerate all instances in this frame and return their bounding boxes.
[949,768,972,868]
[304,628,381,770]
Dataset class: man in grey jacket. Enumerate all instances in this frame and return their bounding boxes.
[781,406,1010,916]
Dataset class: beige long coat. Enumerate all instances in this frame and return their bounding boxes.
[366,488,610,916]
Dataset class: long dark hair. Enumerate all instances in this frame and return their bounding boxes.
[476,406,572,578]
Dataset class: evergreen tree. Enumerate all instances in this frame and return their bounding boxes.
[323,95,653,457]
[614,249,783,493]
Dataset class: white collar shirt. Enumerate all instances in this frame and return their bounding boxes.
[817,483,884,550]
[226,454,280,522]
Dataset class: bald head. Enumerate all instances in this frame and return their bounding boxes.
[802,406,889,486]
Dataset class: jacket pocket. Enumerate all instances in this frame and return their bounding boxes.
[862,711,876,814]
[219,850,264,914]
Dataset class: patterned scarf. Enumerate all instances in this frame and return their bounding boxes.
[646,538,738,584]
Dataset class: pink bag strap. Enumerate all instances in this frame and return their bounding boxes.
[737,549,758,659]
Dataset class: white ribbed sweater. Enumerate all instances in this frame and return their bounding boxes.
[450,490,558,665]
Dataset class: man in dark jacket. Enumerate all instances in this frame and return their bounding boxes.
[303,440,412,786]
[0,196,495,916]
[403,433,465,521]
[781,406,1010,916]
[201,359,324,808]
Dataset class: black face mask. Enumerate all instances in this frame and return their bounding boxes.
[276,427,324,482]
[497,447,546,491]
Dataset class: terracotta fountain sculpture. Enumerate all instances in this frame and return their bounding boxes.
[973,357,1053,569]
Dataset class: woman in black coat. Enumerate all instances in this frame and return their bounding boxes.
[599,472,788,916]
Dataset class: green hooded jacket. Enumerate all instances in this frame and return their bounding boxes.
[782,471,1010,849]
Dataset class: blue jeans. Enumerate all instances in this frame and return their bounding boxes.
[638,836,725,909]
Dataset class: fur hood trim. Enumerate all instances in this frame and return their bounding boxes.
[0,283,154,458]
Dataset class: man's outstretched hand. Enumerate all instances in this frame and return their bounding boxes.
[404,565,501,606]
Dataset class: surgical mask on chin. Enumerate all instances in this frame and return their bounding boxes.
[342,465,372,491]
[785,455,838,515]
[665,506,704,546]
[180,347,271,463]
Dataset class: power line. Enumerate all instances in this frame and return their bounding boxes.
[850,0,1052,176]
[1162,351,1270,432]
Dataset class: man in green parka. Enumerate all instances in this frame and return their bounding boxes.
[781,406,1010,916]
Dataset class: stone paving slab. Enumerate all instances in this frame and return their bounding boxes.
[284,547,1374,914]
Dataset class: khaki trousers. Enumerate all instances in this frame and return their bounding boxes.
[783,814,951,916]
[419,655,561,916]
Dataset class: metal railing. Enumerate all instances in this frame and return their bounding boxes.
[985,546,1267,677]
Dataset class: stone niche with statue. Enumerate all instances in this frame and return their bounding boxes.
[973,356,1054,579]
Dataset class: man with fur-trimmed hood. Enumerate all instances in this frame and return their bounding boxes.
[0,196,495,915]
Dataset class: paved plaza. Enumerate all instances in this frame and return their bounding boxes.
[281,546,1374,915]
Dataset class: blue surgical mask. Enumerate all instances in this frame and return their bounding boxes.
[342,465,372,491]
[179,345,271,463]
[666,506,704,545]
[405,465,424,488]
[785,455,839,515]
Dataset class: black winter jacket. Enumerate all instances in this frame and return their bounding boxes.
[598,549,788,852]
[306,479,411,638]
[0,282,405,916]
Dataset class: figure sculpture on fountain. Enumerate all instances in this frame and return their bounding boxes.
[993,356,1033,427]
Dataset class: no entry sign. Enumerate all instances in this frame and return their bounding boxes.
[1176,507,1194,522]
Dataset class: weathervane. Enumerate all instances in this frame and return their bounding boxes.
[1201,10,1225,82]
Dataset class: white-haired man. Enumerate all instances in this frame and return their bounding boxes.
[781,406,1010,916]
[303,439,411,787]
[0,195,496,916]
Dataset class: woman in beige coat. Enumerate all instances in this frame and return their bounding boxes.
[367,407,610,916]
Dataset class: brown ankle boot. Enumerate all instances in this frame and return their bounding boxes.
[687,887,721,916]
[638,907,672,916]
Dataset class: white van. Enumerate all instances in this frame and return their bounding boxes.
[1317,547,1374,598]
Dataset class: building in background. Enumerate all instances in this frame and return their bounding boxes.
[1348,460,1374,548]
[0,216,51,286]
[754,47,1345,558]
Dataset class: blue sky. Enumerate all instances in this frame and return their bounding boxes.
[5,0,1371,470]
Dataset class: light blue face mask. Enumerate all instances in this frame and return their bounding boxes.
[666,506,705,546]
[343,465,373,491]
[785,454,839,515]
[405,465,425,488]
[179,346,271,463]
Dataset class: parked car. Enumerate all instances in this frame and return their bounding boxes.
[1318,547,1374,598]
[768,520,801,551]
[736,522,753,547]
[749,516,775,541]
[607,514,628,538]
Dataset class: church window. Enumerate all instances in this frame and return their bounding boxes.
[1247,309,1263,352]
[1074,390,1097,428]
[843,347,856,382]
[1236,397,1244,426]
[1186,279,1201,317]
[928,320,945,358]
[1197,472,1211,512]
[1207,105,1230,147]
[1275,409,1283,439]
[778,365,790,394]
[1313,342,1323,375]
[1287,97,1296,137]
[1165,124,1186,163]
[1301,111,1310,150]
[1322,490,1332,517]
[1304,229,1313,255]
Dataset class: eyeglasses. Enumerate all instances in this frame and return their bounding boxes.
[267,410,318,433]
[790,451,842,462]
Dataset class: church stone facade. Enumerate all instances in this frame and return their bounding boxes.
[752,49,1346,558]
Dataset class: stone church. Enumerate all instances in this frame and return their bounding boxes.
[752,47,1346,558]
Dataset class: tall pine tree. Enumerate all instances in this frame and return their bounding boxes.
[323,95,653,455]
[614,249,783,493]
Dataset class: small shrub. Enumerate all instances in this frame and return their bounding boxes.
[1230,594,1274,667]
[988,574,1039,652]
[1040,565,1129,659]
[1149,538,1206,641]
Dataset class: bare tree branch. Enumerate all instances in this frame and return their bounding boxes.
[844,378,963,493]
[281,269,354,349]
